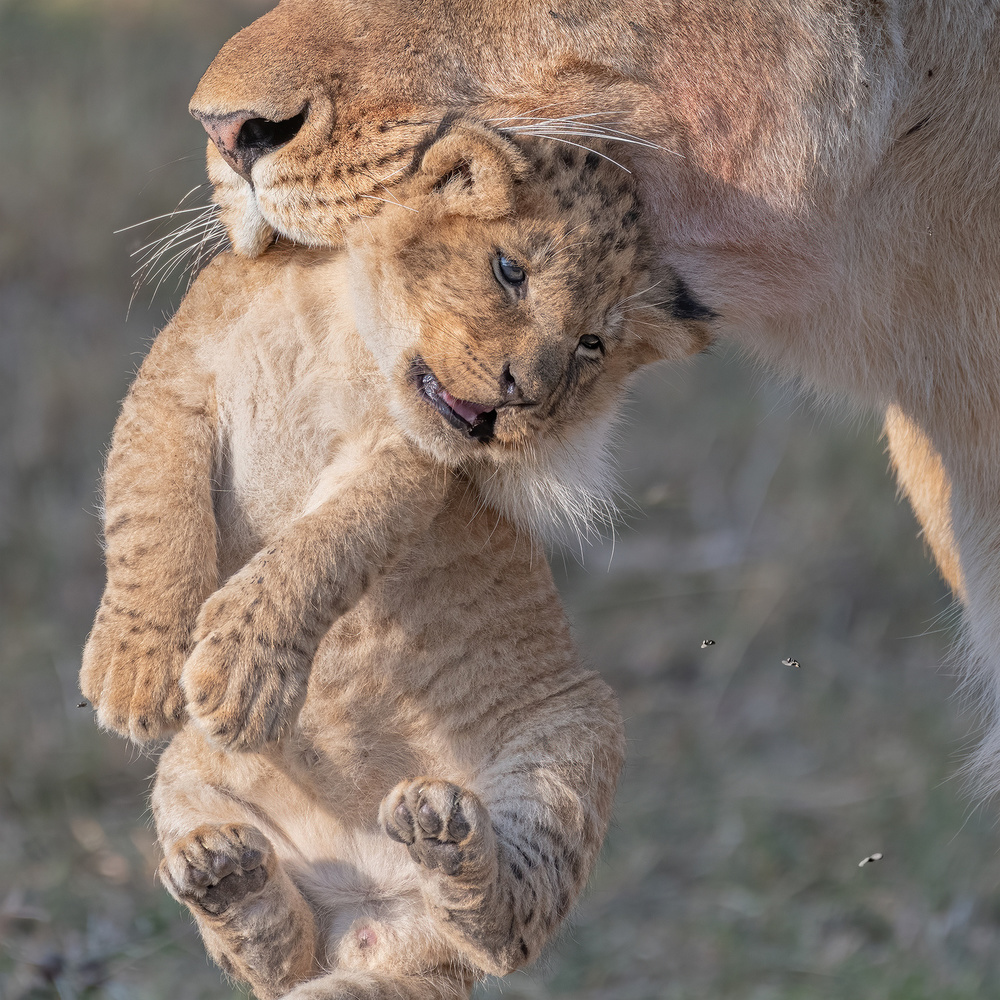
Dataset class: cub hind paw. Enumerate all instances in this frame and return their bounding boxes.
[379,779,490,877]
[159,823,272,916]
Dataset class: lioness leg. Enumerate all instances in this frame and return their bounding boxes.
[159,823,318,999]
[884,404,965,599]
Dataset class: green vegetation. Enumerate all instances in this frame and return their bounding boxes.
[2,3,997,997]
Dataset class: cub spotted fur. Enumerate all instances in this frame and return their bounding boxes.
[82,124,709,998]
[189,1,1000,787]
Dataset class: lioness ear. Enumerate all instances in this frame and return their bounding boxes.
[413,123,529,219]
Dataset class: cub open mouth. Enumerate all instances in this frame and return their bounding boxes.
[408,358,497,441]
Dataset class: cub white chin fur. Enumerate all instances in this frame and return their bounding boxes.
[469,410,623,550]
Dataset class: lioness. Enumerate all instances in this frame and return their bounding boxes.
[81,123,709,998]
[184,1,1000,784]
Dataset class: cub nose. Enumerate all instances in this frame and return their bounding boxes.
[193,108,307,180]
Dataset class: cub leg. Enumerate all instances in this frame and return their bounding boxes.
[81,329,218,742]
[159,823,318,1000]
[380,678,624,978]
[182,432,451,751]
[279,968,471,1000]
[379,777,574,978]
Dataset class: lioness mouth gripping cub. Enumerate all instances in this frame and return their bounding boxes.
[81,122,711,999]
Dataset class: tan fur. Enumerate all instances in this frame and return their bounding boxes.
[82,125,708,998]
[188,0,1000,783]
[884,406,964,600]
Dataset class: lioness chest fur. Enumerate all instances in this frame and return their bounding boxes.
[82,125,709,999]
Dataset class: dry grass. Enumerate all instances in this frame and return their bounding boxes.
[2,3,998,998]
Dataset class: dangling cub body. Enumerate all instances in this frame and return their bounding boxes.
[81,124,708,999]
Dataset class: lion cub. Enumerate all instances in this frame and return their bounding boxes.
[81,123,710,999]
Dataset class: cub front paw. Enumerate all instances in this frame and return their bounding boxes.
[159,823,272,917]
[380,779,491,877]
[181,585,312,752]
[182,633,310,752]
[80,597,189,743]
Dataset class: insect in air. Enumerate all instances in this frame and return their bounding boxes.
[781,657,800,668]
[858,852,883,867]
[700,639,716,648]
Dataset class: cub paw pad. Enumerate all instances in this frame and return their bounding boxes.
[159,823,272,916]
[380,779,480,877]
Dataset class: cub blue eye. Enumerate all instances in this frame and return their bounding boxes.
[493,253,526,288]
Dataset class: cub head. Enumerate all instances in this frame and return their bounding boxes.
[345,122,711,542]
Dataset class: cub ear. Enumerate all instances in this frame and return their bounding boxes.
[625,274,716,366]
[412,122,529,219]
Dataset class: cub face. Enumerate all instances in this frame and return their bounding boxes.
[345,123,711,471]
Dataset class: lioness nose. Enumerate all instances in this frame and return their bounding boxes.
[193,108,306,180]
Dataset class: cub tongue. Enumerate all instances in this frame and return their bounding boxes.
[440,388,492,424]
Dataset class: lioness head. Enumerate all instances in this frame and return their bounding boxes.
[340,122,710,541]
[191,0,672,257]
[192,1,890,341]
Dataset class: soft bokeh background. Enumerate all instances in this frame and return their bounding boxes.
[2,2,998,998]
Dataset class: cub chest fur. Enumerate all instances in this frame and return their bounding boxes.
[204,250,373,566]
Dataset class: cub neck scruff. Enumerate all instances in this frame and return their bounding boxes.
[190,1,1000,786]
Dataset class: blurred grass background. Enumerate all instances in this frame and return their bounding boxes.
[2,2,998,998]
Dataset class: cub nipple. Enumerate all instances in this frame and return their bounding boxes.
[356,927,378,950]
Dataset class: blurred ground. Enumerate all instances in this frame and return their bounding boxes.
[1,3,998,999]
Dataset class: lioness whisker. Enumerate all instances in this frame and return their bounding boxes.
[113,183,212,233]
[130,220,221,278]
[619,280,667,304]
[130,212,221,263]
[503,134,632,172]
[114,202,216,235]
[358,193,419,213]
[126,222,227,317]
[508,126,672,155]
[136,222,226,303]
[147,244,210,299]
[490,113,677,154]
[498,117,658,143]
[374,164,409,186]
[546,240,596,260]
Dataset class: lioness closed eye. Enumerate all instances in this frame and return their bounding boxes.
[81,122,710,998]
